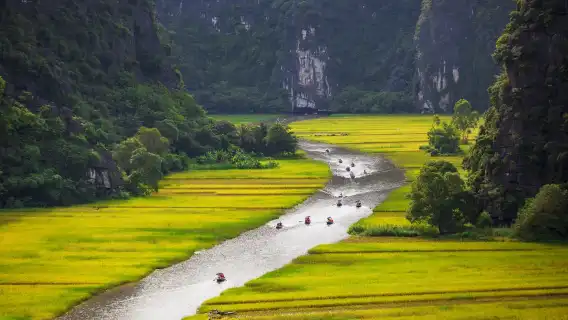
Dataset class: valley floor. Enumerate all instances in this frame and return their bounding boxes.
[0,159,330,320]
[193,115,568,319]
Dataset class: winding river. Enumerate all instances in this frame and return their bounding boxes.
[59,140,405,320]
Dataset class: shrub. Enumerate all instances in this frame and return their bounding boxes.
[426,122,460,155]
[348,222,438,237]
[476,211,493,229]
[407,161,473,234]
[514,184,568,241]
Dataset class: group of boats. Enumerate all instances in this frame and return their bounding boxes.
[215,148,365,284]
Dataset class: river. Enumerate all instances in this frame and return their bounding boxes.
[58,140,405,320]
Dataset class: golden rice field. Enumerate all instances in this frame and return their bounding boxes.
[198,238,568,319]
[0,159,330,320]
[191,115,568,319]
[208,114,284,125]
[292,115,468,229]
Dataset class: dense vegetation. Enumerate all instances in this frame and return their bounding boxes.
[415,0,515,113]
[464,0,568,231]
[158,0,422,113]
[0,0,300,208]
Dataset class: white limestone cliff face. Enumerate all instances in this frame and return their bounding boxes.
[287,37,332,109]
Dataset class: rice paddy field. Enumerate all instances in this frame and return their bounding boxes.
[192,115,568,319]
[0,159,330,320]
[208,114,284,125]
[292,115,467,230]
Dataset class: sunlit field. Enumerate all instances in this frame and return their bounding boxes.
[291,115,474,231]
[0,159,330,320]
[190,115,568,319]
[198,239,568,319]
[208,114,284,125]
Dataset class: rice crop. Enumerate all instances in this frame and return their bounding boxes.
[197,238,568,318]
[0,157,330,320]
[208,114,284,125]
[189,115,567,320]
[291,115,474,232]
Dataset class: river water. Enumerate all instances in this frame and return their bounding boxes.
[58,141,405,320]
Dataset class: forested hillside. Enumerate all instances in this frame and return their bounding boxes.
[415,0,515,112]
[0,0,267,208]
[158,0,513,113]
[465,0,568,224]
[0,0,518,207]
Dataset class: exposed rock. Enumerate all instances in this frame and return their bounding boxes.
[414,0,514,113]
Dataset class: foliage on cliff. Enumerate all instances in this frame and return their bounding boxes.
[158,0,421,113]
[414,0,515,113]
[0,1,269,208]
[464,0,568,222]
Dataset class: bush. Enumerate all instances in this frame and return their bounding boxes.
[476,211,493,229]
[426,122,460,155]
[407,161,474,234]
[348,222,439,237]
[514,184,568,241]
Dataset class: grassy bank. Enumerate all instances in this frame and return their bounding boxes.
[192,115,568,319]
[0,159,330,320]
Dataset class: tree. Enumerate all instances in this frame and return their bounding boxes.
[407,161,471,234]
[113,137,144,173]
[265,123,298,155]
[128,148,163,193]
[514,184,568,241]
[432,114,441,127]
[135,127,170,155]
[427,122,460,155]
[451,99,480,144]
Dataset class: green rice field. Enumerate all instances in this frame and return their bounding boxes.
[192,115,568,319]
[0,159,330,320]
[208,114,284,125]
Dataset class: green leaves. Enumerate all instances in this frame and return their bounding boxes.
[451,99,480,144]
[426,121,460,155]
[407,160,471,234]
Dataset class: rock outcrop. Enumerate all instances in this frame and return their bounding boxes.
[414,0,515,113]
[464,0,568,221]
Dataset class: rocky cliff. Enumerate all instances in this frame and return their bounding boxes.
[414,0,515,112]
[0,0,176,107]
[0,0,206,207]
[157,0,421,113]
[464,0,568,221]
[157,0,512,113]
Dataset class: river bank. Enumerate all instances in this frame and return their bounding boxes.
[57,140,404,320]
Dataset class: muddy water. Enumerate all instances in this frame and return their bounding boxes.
[58,141,405,320]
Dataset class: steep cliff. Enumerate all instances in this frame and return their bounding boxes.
[157,0,421,113]
[414,0,515,113]
[0,0,208,207]
[0,0,176,108]
[464,0,568,222]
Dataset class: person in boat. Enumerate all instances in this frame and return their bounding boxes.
[276,222,283,229]
[304,216,311,225]
[216,273,226,282]
[337,199,343,207]
[326,217,334,225]
[356,200,362,208]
